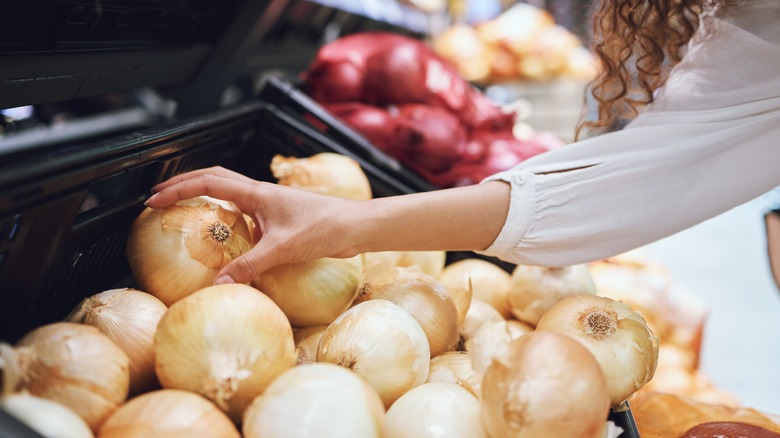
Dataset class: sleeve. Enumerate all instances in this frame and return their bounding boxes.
[477,7,780,267]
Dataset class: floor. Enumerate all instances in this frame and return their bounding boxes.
[642,196,780,414]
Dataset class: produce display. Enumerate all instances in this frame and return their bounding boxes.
[432,4,597,84]
[2,153,779,437]
[302,33,562,188]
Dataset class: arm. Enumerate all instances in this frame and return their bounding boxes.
[146,167,510,284]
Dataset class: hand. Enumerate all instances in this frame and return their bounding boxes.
[146,166,364,284]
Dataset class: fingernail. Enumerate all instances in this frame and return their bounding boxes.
[215,274,235,285]
[144,193,158,206]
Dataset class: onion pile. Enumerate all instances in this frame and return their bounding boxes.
[6,157,681,437]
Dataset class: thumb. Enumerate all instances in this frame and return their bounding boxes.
[214,244,275,286]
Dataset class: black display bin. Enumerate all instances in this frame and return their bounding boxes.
[0,1,641,437]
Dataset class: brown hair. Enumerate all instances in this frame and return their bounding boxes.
[576,0,727,139]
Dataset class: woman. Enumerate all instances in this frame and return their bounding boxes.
[146,0,780,286]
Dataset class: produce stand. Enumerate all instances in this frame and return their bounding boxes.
[1,0,642,437]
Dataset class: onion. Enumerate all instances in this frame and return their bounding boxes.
[0,323,129,431]
[242,363,385,438]
[536,295,659,406]
[0,390,93,438]
[384,382,485,438]
[98,389,239,438]
[67,288,167,395]
[317,299,430,407]
[252,256,363,327]
[481,331,610,437]
[356,267,459,357]
[465,319,533,375]
[127,196,252,306]
[389,250,447,278]
[426,351,482,398]
[294,325,328,365]
[154,283,296,423]
[270,152,373,200]
[506,264,596,326]
[458,298,504,349]
[439,258,512,318]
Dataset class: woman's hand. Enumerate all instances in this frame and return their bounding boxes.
[146,166,512,285]
[146,166,365,284]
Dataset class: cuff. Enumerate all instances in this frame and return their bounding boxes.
[476,170,537,261]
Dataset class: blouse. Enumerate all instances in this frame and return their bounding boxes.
[479,0,780,267]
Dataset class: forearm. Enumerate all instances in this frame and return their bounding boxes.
[349,181,511,254]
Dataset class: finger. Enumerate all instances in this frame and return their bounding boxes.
[214,243,278,285]
[146,174,259,212]
[152,166,252,193]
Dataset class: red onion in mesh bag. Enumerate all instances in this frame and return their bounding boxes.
[303,32,513,129]
[395,104,468,174]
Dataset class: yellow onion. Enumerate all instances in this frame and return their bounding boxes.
[154,283,296,423]
[127,196,252,306]
[507,264,596,326]
[389,250,447,278]
[384,382,485,438]
[67,288,167,395]
[317,299,430,407]
[242,363,385,438]
[294,325,328,365]
[458,298,505,349]
[271,152,372,200]
[356,267,458,357]
[98,389,239,438]
[252,256,363,327]
[481,331,610,438]
[0,376,94,438]
[439,258,512,318]
[426,351,482,398]
[536,295,659,406]
[0,323,129,431]
[466,319,533,375]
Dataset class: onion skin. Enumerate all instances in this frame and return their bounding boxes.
[67,288,167,396]
[98,389,239,438]
[383,382,485,438]
[439,258,512,318]
[242,363,385,438]
[270,152,373,200]
[536,295,659,406]
[356,267,459,357]
[317,299,430,407]
[252,256,363,327]
[154,283,297,423]
[507,264,596,326]
[3,323,130,432]
[127,197,252,306]
[481,331,609,438]
[426,351,482,399]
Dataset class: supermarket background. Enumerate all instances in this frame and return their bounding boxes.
[2,0,779,433]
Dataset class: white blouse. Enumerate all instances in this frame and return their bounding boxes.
[479,0,780,267]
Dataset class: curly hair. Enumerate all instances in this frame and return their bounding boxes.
[576,0,728,139]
